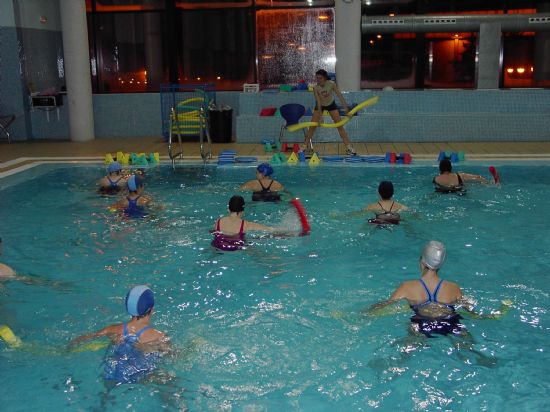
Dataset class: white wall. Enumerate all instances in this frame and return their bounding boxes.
[0,0,16,26]
[13,0,61,31]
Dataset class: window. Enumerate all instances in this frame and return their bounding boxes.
[502,32,535,88]
[177,8,255,90]
[92,12,168,93]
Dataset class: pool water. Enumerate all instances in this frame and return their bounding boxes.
[1,163,550,411]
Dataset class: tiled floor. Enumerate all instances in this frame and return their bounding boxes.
[2,138,550,173]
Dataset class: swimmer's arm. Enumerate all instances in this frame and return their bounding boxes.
[363,284,411,317]
[362,299,410,317]
[458,298,513,320]
[245,221,275,232]
[239,180,256,191]
[68,324,118,348]
[111,198,127,210]
[459,173,489,184]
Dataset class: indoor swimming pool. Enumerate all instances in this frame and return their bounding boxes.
[1,162,549,411]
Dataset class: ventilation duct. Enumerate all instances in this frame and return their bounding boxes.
[362,13,550,33]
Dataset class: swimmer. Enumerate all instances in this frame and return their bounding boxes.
[433,159,489,194]
[112,174,151,218]
[365,181,408,225]
[367,241,511,330]
[211,195,277,251]
[302,69,356,156]
[98,162,128,195]
[0,238,71,289]
[240,163,284,202]
[69,285,170,384]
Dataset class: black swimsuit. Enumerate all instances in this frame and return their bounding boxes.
[368,201,401,225]
[433,173,465,194]
[252,179,281,202]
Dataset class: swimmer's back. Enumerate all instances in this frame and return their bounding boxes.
[400,278,462,307]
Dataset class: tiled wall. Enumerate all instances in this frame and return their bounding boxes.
[4,87,550,142]
[236,89,550,142]
[0,26,30,141]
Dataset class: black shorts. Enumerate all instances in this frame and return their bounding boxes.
[315,101,338,112]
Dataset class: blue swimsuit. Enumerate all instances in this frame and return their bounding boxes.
[410,279,464,337]
[124,195,147,218]
[99,176,122,195]
[103,324,159,384]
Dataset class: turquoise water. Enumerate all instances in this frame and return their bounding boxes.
[1,163,550,411]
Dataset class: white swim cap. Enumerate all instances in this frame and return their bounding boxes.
[421,241,446,270]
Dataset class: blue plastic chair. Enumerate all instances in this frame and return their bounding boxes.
[278,103,307,145]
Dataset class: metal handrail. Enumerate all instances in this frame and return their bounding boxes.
[167,107,183,170]
[199,107,212,164]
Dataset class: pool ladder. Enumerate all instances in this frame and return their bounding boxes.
[168,107,212,170]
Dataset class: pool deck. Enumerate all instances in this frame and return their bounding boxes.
[2,138,550,174]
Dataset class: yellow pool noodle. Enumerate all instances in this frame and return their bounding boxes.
[70,340,110,353]
[0,325,22,348]
[287,96,379,132]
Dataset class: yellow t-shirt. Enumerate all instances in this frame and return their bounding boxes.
[314,80,336,107]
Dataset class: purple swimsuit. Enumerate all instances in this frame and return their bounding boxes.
[211,219,245,251]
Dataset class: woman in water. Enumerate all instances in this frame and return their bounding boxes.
[211,195,276,251]
[240,163,284,202]
[98,161,128,195]
[113,174,151,218]
[366,241,512,335]
[303,69,356,156]
[433,159,488,194]
[69,285,170,384]
[364,181,408,225]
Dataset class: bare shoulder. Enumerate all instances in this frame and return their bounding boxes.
[0,262,17,279]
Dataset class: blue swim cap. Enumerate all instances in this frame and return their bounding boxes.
[108,161,122,173]
[126,285,154,316]
[127,174,144,192]
[257,163,273,177]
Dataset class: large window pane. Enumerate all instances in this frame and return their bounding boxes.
[257,8,334,86]
[361,33,416,89]
[424,33,476,88]
[94,12,167,93]
[179,9,255,90]
[502,32,535,88]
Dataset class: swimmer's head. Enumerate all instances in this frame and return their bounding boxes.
[421,241,446,270]
[378,181,394,200]
[257,163,273,177]
[108,161,122,174]
[127,174,144,192]
[315,69,329,80]
[228,195,245,213]
[439,159,452,173]
[125,285,154,317]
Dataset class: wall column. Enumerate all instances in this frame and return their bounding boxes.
[335,0,361,91]
[534,3,550,87]
[477,22,501,89]
[59,0,94,141]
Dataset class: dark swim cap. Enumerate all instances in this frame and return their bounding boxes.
[126,285,154,316]
[228,195,245,213]
[257,163,274,177]
[439,159,452,173]
[378,181,394,199]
